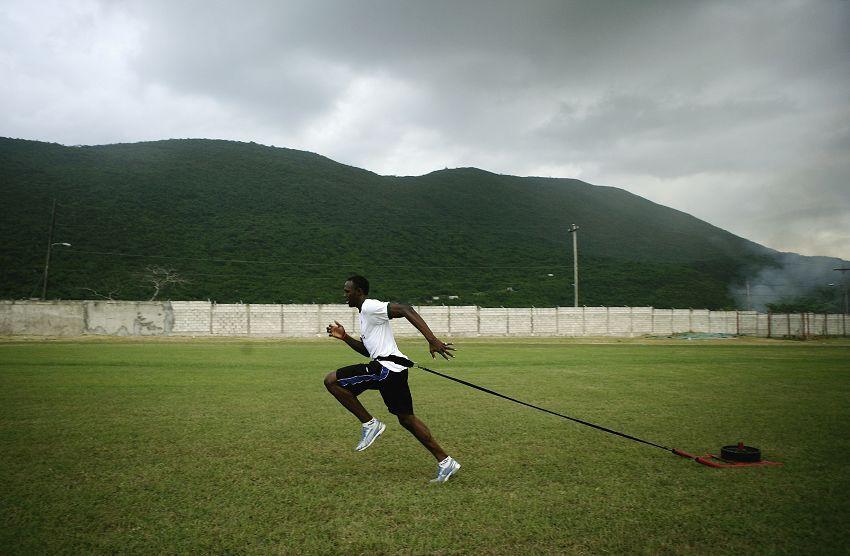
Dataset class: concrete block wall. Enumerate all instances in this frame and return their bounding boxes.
[774,313,798,337]
[827,314,846,336]
[2,300,848,338]
[636,308,654,335]
[0,300,171,336]
[479,308,508,335]
[737,311,758,336]
[84,301,172,336]
[532,308,558,335]
[806,313,825,336]
[171,301,211,334]
[450,306,479,336]
[211,303,248,336]
[557,307,584,336]
[608,307,632,336]
[690,310,710,333]
[506,308,532,336]
[652,309,674,336]
[283,305,322,338]
[756,313,769,337]
[249,304,282,335]
[709,311,735,334]
[584,307,609,336]
[0,300,85,336]
[671,309,692,333]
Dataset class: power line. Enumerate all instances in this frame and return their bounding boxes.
[5,262,845,287]
[26,249,575,270]
[3,245,805,269]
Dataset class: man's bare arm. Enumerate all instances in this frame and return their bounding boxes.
[388,303,455,359]
[326,320,370,357]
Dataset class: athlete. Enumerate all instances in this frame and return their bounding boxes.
[324,275,460,483]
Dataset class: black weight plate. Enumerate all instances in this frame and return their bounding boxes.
[721,444,761,462]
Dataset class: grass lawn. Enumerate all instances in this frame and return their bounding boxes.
[1,337,849,554]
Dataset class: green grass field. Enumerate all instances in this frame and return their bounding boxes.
[1,337,849,554]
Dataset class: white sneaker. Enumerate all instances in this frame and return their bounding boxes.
[355,419,385,451]
[430,456,461,483]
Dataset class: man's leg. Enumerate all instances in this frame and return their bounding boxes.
[324,370,386,451]
[324,371,372,423]
[397,413,448,462]
[398,413,461,482]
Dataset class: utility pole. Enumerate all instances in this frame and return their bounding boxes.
[568,223,579,307]
[41,200,71,300]
[746,280,751,311]
[41,200,57,300]
[834,267,850,314]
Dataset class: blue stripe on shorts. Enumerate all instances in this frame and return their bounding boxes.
[337,365,390,387]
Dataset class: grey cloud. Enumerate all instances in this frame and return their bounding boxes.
[535,94,800,176]
[109,0,850,152]
[119,1,706,122]
[2,0,849,259]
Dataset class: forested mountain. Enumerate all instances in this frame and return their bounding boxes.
[0,137,789,308]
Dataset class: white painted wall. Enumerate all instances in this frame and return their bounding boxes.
[1,300,847,338]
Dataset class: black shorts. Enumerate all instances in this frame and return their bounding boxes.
[335,360,414,415]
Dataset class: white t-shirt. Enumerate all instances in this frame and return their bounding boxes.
[359,298,409,372]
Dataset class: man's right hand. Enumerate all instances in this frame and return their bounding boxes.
[326,320,346,340]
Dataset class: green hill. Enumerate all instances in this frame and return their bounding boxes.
[0,137,780,308]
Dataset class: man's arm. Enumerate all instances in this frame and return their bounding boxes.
[388,303,455,359]
[326,320,370,357]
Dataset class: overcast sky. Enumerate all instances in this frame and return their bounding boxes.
[2,0,849,260]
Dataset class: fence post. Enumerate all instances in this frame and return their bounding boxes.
[314,304,320,336]
[582,306,586,337]
[556,306,560,336]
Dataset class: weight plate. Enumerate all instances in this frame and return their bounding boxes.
[720,444,761,462]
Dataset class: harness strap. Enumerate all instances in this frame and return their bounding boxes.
[375,355,415,368]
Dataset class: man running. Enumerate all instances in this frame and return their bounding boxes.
[324,275,461,483]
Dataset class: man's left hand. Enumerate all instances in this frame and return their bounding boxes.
[429,339,455,359]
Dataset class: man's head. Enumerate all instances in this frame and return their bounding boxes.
[344,275,369,308]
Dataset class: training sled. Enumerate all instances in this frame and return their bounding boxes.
[672,443,783,468]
